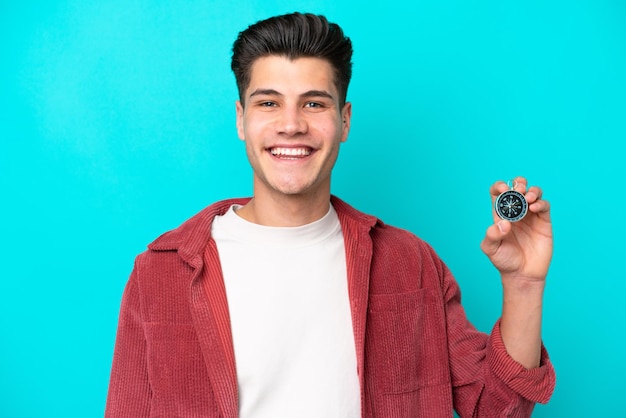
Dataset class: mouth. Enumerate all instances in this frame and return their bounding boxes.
[268,147,313,160]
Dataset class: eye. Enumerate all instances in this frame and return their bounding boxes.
[304,101,324,109]
[259,101,277,107]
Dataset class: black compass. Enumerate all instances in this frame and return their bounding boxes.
[495,189,528,222]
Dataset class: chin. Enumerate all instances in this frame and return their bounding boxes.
[259,174,327,197]
[268,179,312,194]
[273,183,319,197]
[275,187,311,196]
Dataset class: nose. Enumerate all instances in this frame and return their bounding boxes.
[276,106,307,136]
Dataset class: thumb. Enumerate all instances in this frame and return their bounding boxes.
[480,220,511,256]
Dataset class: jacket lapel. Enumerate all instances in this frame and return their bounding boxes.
[332,196,377,416]
[189,239,238,418]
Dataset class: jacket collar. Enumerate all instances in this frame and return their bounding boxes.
[148,197,250,267]
[148,195,380,265]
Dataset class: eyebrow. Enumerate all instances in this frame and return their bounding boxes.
[249,89,335,100]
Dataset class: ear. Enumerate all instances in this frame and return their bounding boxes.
[235,100,245,140]
[340,102,352,142]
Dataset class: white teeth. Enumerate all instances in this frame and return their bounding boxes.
[270,147,311,157]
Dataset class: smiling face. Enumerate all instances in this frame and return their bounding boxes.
[236,55,351,203]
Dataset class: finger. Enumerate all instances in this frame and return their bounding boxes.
[480,220,511,256]
[529,198,551,214]
[525,185,543,204]
[490,180,509,199]
[513,176,528,194]
[529,185,543,199]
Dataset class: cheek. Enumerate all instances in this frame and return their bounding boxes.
[316,118,342,137]
[241,115,268,140]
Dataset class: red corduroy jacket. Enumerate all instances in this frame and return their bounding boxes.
[105,196,555,417]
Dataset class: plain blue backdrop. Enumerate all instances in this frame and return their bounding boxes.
[2,1,625,416]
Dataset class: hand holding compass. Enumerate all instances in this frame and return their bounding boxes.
[481,177,553,282]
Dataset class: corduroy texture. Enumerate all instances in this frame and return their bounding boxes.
[105,196,555,417]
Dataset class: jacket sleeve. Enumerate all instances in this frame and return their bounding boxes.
[439,259,556,417]
[105,268,151,417]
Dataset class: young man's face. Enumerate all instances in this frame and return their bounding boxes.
[236,55,351,200]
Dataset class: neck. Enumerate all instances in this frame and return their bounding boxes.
[236,190,331,227]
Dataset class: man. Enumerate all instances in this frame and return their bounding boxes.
[105,12,555,417]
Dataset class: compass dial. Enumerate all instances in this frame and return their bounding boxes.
[495,190,528,222]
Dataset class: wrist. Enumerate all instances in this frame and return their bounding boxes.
[501,274,546,296]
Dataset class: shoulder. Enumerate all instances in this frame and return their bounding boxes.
[371,222,446,274]
[372,221,427,248]
[132,197,251,281]
[332,195,447,281]
[148,197,251,252]
[332,195,438,257]
[370,222,452,295]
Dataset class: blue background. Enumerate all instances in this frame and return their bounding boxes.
[2,1,625,416]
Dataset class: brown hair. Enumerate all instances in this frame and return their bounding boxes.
[231,12,353,106]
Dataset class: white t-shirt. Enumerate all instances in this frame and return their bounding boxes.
[211,204,360,418]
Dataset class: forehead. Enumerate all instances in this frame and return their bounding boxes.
[246,56,338,97]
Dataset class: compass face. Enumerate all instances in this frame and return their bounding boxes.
[495,190,528,222]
